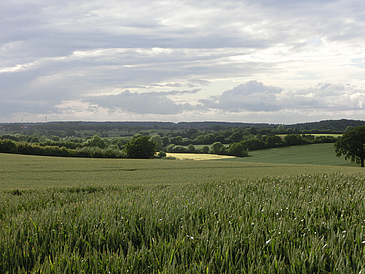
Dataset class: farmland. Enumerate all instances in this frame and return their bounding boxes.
[0,144,364,190]
[1,143,365,272]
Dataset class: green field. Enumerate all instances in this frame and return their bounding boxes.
[0,144,364,190]
[240,143,359,166]
[2,144,365,272]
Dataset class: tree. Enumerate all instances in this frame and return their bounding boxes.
[124,136,157,159]
[150,135,163,150]
[276,124,285,133]
[334,126,365,167]
[201,146,210,154]
[241,139,266,151]
[284,134,304,146]
[187,144,195,152]
[211,142,225,154]
[229,132,242,143]
[87,135,106,149]
[265,135,285,148]
[227,142,248,157]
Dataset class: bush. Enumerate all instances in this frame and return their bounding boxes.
[227,142,248,157]
[241,139,266,151]
[0,139,18,153]
[124,136,157,159]
[157,151,167,158]
[211,142,225,154]
[284,134,305,146]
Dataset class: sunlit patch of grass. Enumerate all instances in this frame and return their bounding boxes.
[165,153,236,160]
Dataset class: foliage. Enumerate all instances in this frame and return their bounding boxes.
[335,126,365,167]
[284,134,305,146]
[265,135,285,148]
[124,136,157,159]
[0,139,125,158]
[0,139,18,153]
[149,135,163,150]
[276,124,286,133]
[1,174,365,272]
[210,142,225,154]
[86,135,107,149]
[187,144,195,152]
[201,146,210,154]
[227,142,248,157]
[157,151,167,158]
[312,135,338,144]
[229,132,243,143]
[241,138,266,150]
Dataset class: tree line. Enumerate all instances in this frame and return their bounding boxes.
[2,119,364,133]
[0,131,339,159]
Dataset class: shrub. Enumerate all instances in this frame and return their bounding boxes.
[157,151,167,158]
[227,142,248,157]
[124,136,157,159]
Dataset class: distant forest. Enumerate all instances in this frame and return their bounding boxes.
[1,119,364,133]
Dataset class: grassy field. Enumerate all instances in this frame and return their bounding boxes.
[2,144,365,272]
[240,143,359,166]
[2,174,365,272]
[0,144,364,190]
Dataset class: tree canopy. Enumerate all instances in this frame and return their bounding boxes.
[334,126,365,167]
[124,136,157,159]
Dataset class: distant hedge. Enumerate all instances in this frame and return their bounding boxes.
[0,139,126,158]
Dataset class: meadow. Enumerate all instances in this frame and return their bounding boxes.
[239,143,359,166]
[1,143,365,273]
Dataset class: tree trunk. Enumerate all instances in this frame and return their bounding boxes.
[362,158,364,167]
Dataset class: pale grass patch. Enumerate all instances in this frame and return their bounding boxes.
[165,153,236,160]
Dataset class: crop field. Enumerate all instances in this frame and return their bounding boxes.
[2,144,365,273]
[1,147,364,190]
[165,153,236,160]
[2,173,365,273]
[311,134,342,138]
[240,143,359,166]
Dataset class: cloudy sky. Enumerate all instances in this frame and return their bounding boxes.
[1,0,365,124]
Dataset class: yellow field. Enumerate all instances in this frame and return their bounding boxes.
[165,153,236,160]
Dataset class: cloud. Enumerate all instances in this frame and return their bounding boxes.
[1,0,365,123]
[200,81,282,111]
[85,89,198,115]
[200,81,365,113]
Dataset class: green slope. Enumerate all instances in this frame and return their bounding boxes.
[236,143,359,166]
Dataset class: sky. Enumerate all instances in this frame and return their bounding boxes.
[1,0,365,124]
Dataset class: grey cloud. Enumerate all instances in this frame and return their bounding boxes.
[0,99,55,117]
[163,89,200,95]
[188,79,211,87]
[200,81,282,112]
[86,90,196,115]
[200,81,365,112]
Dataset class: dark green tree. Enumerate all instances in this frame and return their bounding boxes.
[229,132,243,143]
[284,134,304,146]
[124,136,157,159]
[187,144,195,152]
[334,126,365,167]
[241,139,266,151]
[88,135,106,149]
[265,135,285,148]
[201,146,210,154]
[211,142,225,154]
[227,142,248,157]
